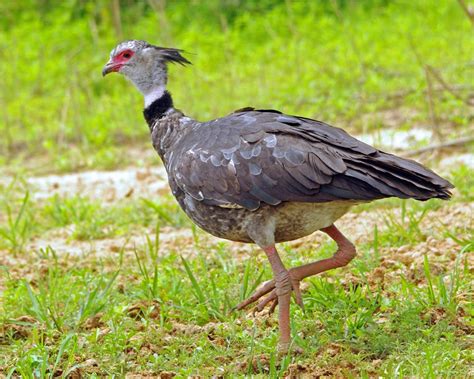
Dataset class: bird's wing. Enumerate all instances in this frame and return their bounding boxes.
[170,109,453,210]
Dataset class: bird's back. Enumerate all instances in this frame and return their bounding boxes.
[166,108,453,212]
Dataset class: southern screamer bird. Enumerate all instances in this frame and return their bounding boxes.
[103,40,453,352]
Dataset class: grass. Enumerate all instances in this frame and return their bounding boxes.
[0,0,472,173]
[0,192,31,253]
[0,184,190,251]
[1,0,473,376]
[0,167,472,375]
[0,218,471,376]
[0,127,472,375]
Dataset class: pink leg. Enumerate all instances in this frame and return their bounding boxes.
[236,225,356,312]
[262,245,294,351]
[291,225,356,281]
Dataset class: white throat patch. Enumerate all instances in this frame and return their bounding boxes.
[144,85,166,107]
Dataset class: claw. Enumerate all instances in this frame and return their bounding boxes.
[234,279,275,311]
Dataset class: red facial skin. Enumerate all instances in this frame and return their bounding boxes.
[104,49,135,74]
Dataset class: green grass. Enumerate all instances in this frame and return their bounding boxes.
[0,221,471,376]
[1,0,473,376]
[0,185,190,251]
[0,0,472,172]
[0,169,472,375]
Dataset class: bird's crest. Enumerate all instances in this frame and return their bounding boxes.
[153,46,192,66]
[111,40,192,66]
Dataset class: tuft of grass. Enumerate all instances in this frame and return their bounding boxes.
[400,254,466,315]
[0,191,31,253]
[381,200,430,246]
[133,225,161,301]
[141,196,190,227]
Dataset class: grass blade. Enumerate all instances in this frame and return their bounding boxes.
[180,255,205,303]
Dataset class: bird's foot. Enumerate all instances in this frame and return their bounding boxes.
[278,341,304,355]
[234,268,304,313]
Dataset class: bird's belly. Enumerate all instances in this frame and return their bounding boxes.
[177,191,356,244]
[272,201,356,242]
[178,194,253,242]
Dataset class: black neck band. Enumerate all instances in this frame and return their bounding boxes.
[143,91,173,126]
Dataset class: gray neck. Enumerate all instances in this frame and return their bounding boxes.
[126,60,168,107]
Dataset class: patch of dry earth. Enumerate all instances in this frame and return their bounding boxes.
[2,166,169,203]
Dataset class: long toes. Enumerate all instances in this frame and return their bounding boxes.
[268,298,278,315]
[234,279,275,311]
[292,281,305,311]
[255,289,277,312]
[234,277,306,312]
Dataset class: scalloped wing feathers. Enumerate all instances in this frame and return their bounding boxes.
[167,109,453,210]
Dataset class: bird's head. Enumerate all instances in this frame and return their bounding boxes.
[102,40,191,106]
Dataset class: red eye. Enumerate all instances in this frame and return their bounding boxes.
[119,50,133,60]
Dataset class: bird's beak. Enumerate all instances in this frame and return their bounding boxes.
[102,61,119,77]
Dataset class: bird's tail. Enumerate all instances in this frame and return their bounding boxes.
[345,152,454,201]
